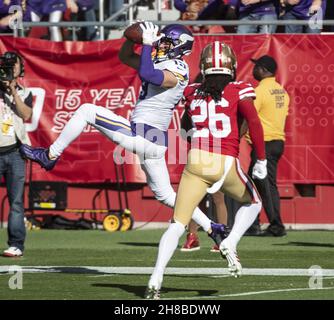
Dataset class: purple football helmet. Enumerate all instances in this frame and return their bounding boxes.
[155,24,194,61]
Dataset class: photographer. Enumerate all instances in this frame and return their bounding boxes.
[0,52,32,257]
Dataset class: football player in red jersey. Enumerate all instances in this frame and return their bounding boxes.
[145,41,267,299]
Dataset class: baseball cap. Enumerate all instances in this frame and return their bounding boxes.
[251,55,277,74]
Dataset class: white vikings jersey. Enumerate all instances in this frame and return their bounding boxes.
[131,59,189,131]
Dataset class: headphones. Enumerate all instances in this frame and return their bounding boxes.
[3,51,25,77]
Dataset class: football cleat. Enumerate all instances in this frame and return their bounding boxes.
[210,244,220,253]
[19,144,58,171]
[144,286,160,300]
[180,233,200,252]
[220,240,242,278]
[208,222,229,246]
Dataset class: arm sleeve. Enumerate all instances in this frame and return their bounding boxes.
[139,45,164,86]
[238,98,266,160]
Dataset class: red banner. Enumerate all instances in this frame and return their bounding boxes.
[0,35,333,184]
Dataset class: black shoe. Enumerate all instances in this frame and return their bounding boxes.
[261,226,287,237]
[244,225,262,236]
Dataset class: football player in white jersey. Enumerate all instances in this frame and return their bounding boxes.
[20,22,227,247]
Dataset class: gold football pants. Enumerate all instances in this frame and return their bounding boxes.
[174,149,261,226]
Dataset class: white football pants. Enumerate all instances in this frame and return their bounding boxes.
[50,103,176,207]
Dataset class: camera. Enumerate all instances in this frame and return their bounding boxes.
[0,52,20,82]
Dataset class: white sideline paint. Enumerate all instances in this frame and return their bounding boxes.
[218,286,334,297]
[1,266,334,276]
[175,286,334,300]
[132,222,334,231]
[2,222,334,230]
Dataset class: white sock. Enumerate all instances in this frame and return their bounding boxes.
[191,207,211,232]
[49,105,91,158]
[149,220,185,289]
[225,202,261,250]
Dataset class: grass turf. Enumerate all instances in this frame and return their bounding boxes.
[0,229,333,300]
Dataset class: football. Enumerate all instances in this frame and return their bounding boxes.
[123,22,143,44]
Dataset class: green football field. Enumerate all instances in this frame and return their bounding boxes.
[0,228,333,300]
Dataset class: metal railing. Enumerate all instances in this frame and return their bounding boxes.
[15,19,334,40]
[18,20,334,27]
[99,0,104,40]
[2,0,334,40]
[7,0,333,41]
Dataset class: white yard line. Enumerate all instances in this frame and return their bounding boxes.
[173,286,334,300]
[1,266,333,299]
[1,266,334,276]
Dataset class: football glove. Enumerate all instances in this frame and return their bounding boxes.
[140,21,163,46]
[252,159,267,180]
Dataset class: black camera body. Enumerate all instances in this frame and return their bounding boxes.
[0,52,24,82]
[0,55,16,82]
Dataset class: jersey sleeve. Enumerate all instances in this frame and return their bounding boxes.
[164,59,189,82]
[236,82,256,101]
[238,98,265,160]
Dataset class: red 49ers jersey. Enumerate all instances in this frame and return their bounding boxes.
[184,81,256,157]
